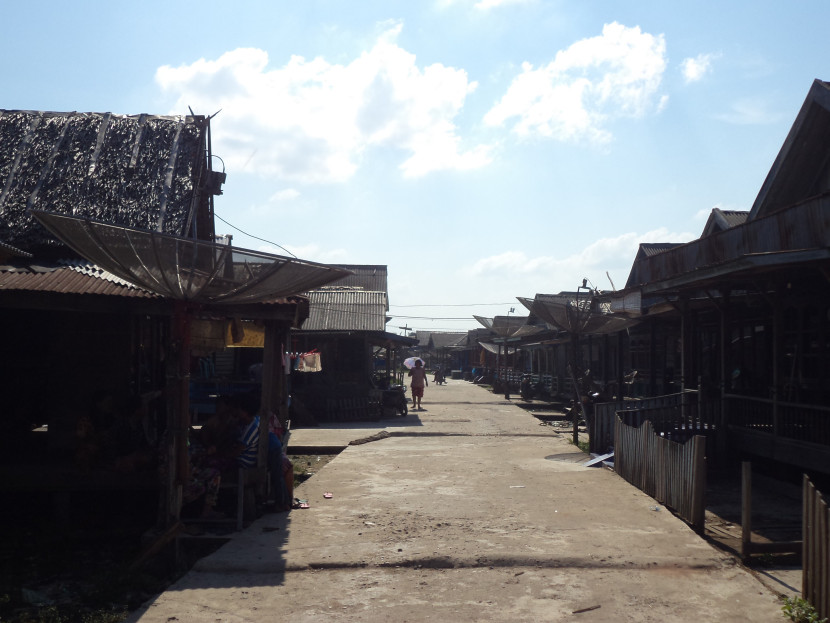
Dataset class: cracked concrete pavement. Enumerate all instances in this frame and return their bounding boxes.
[127,380,787,622]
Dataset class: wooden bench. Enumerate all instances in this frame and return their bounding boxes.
[219,418,291,530]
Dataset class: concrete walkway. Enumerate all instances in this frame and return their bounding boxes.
[128,380,788,622]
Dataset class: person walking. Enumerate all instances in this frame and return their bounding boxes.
[408,359,428,410]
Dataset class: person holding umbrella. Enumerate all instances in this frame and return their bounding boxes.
[407,358,428,410]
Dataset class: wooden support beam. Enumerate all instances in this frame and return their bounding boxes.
[742,461,752,560]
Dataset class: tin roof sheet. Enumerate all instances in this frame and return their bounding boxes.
[323,265,388,294]
[301,289,388,331]
[0,260,158,298]
[751,80,830,219]
[412,331,468,349]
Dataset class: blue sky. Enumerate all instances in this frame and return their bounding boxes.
[4,1,829,333]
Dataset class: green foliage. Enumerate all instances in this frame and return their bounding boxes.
[570,438,590,454]
[782,596,827,623]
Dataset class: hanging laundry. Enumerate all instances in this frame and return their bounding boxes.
[301,351,322,372]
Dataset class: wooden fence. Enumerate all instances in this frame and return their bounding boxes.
[592,391,721,459]
[803,475,830,619]
[591,401,619,454]
[614,417,706,531]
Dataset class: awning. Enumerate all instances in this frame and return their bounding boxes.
[478,341,516,355]
[34,211,351,304]
[473,314,529,337]
[518,294,640,336]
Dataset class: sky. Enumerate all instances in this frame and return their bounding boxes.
[3,1,830,334]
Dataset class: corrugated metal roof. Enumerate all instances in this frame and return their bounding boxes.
[0,110,211,251]
[0,240,31,260]
[640,243,683,257]
[720,210,749,228]
[324,265,388,294]
[301,290,388,331]
[413,331,467,349]
[701,208,749,236]
[0,260,158,298]
[626,243,683,287]
[751,80,830,219]
[629,194,830,290]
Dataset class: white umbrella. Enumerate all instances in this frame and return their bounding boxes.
[403,357,425,369]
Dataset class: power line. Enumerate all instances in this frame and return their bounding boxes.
[390,302,515,308]
[389,315,480,321]
[407,330,478,334]
[214,212,297,258]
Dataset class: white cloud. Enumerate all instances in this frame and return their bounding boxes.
[259,242,349,263]
[155,25,490,183]
[475,0,534,9]
[461,227,694,284]
[436,0,533,9]
[484,22,667,144]
[715,98,783,125]
[695,207,712,221]
[681,53,717,83]
[269,188,300,202]
[695,203,746,221]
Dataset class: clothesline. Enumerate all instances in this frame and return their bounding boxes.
[282,349,322,373]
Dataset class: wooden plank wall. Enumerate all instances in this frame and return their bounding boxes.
[614,417,706,532]
[591,402,618,454]
[803,475,830,618]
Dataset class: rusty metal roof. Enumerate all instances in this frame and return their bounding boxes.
[300,289,388,331]
[625,243,684,287]
[622,80,830,298]
[629,194,830,292]
[751,80,830,219]
[0,259,158,298]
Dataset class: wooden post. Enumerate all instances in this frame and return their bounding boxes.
[617,331,625,402]
[772,296,780,437]
[680,298,690,431]
[718,290,730,461]
[691,435,707,532]
[741,461,752,560]
[386,341,391,385]
[261,320,279,417]
[649,321,657,396]
[161,301,192,529]
[803,474,811,600]
[570,362,582,446]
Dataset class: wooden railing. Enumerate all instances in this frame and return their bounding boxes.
[616,390,709,440]
[614,417,707,531]
[591,391,714,455]
[803,475,830,618]
[726,395,830,446]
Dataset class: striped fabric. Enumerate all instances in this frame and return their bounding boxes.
[237,416,260,468]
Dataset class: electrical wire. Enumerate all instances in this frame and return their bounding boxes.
[390,315,483,320]
[390,302,515,308]
[214,212,297,258]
